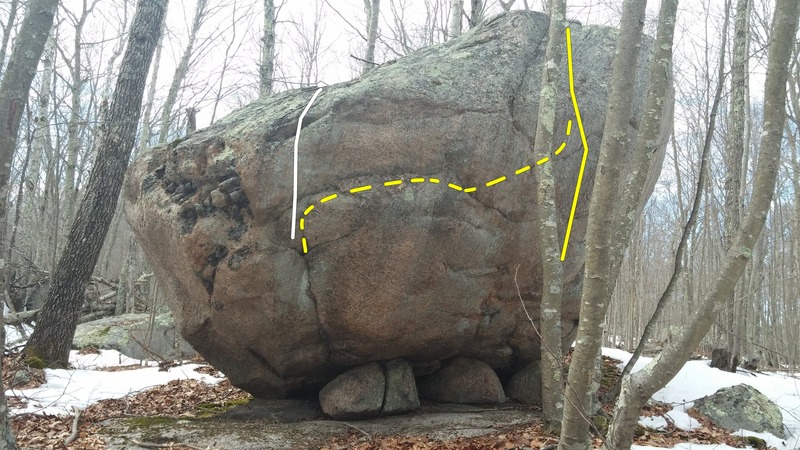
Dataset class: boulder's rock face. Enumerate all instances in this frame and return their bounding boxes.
[419,357,506,404]
[506,360,542,404]
[693,384,784,438]
[124,11,670,397]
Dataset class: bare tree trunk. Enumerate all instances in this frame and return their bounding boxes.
[449,0,463,38]
[534,0,566,432]
[558,1,648,448]
[606,0,798,448]
[724,0,750,372]
[0,0,19,73]
[136,16,166,157]
[158,0,208,143]
[260,0,276,97]
[469,0,483,27]
[0,0,58,446]
[362,0,381,75]
[24,0,169,368]
[63,1,98,231]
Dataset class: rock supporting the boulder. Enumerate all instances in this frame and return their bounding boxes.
[418,357,506,404]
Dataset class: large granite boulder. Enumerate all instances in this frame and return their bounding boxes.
[124,11,670,397]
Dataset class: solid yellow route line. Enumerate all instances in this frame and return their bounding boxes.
[562,26,590,261]
[299,27,588,258]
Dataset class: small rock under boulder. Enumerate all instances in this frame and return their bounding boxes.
[506,360,542,404]
[319,360,420,419]
[72,313,197,360]
[419,357,506,404]
[693,384,784,438]
[383,359,421,415]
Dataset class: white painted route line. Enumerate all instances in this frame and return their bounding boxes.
[291,87,323,240]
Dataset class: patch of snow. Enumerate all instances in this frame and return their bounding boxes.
[665,405,699,431]
[632,445,749,450]
[638,415,668,430]
[734,429,794,450]
[69,349,158,369]
[4,323,34,348]
[6,363,221,416]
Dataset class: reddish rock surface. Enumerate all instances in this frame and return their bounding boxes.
[124,10,670,397]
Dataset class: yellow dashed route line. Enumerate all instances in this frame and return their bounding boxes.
[298,28,589,262]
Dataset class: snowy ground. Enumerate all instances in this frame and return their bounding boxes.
[4,321,799,449]
[604,348,800,450]
[6,349,223,416]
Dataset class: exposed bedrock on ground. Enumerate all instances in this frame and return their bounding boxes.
[124,10,671,398]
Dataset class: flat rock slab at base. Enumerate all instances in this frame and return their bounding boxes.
[73,313,197,360]
[97,402,535,450]
[419,357,506,404]
[693,384,784,438]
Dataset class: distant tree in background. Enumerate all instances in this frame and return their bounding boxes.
[261,0,277,96]
[0,0,59,445]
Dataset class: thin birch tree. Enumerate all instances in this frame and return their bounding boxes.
[533,0,566,432]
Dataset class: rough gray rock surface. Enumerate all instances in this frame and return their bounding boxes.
[383,359,420,415]
[693,384,784,438]
[124,10,671,397]
[73,313,197,360]
[319,360,421,419]
[319,363,385,419]
[419,357,506,404]
[506,360,542,404]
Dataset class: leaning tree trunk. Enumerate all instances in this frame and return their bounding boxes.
[534,0,566,432]
[24,0,169,368]
[606,1,798,447]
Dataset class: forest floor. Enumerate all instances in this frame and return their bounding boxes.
[3,329,799,449]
